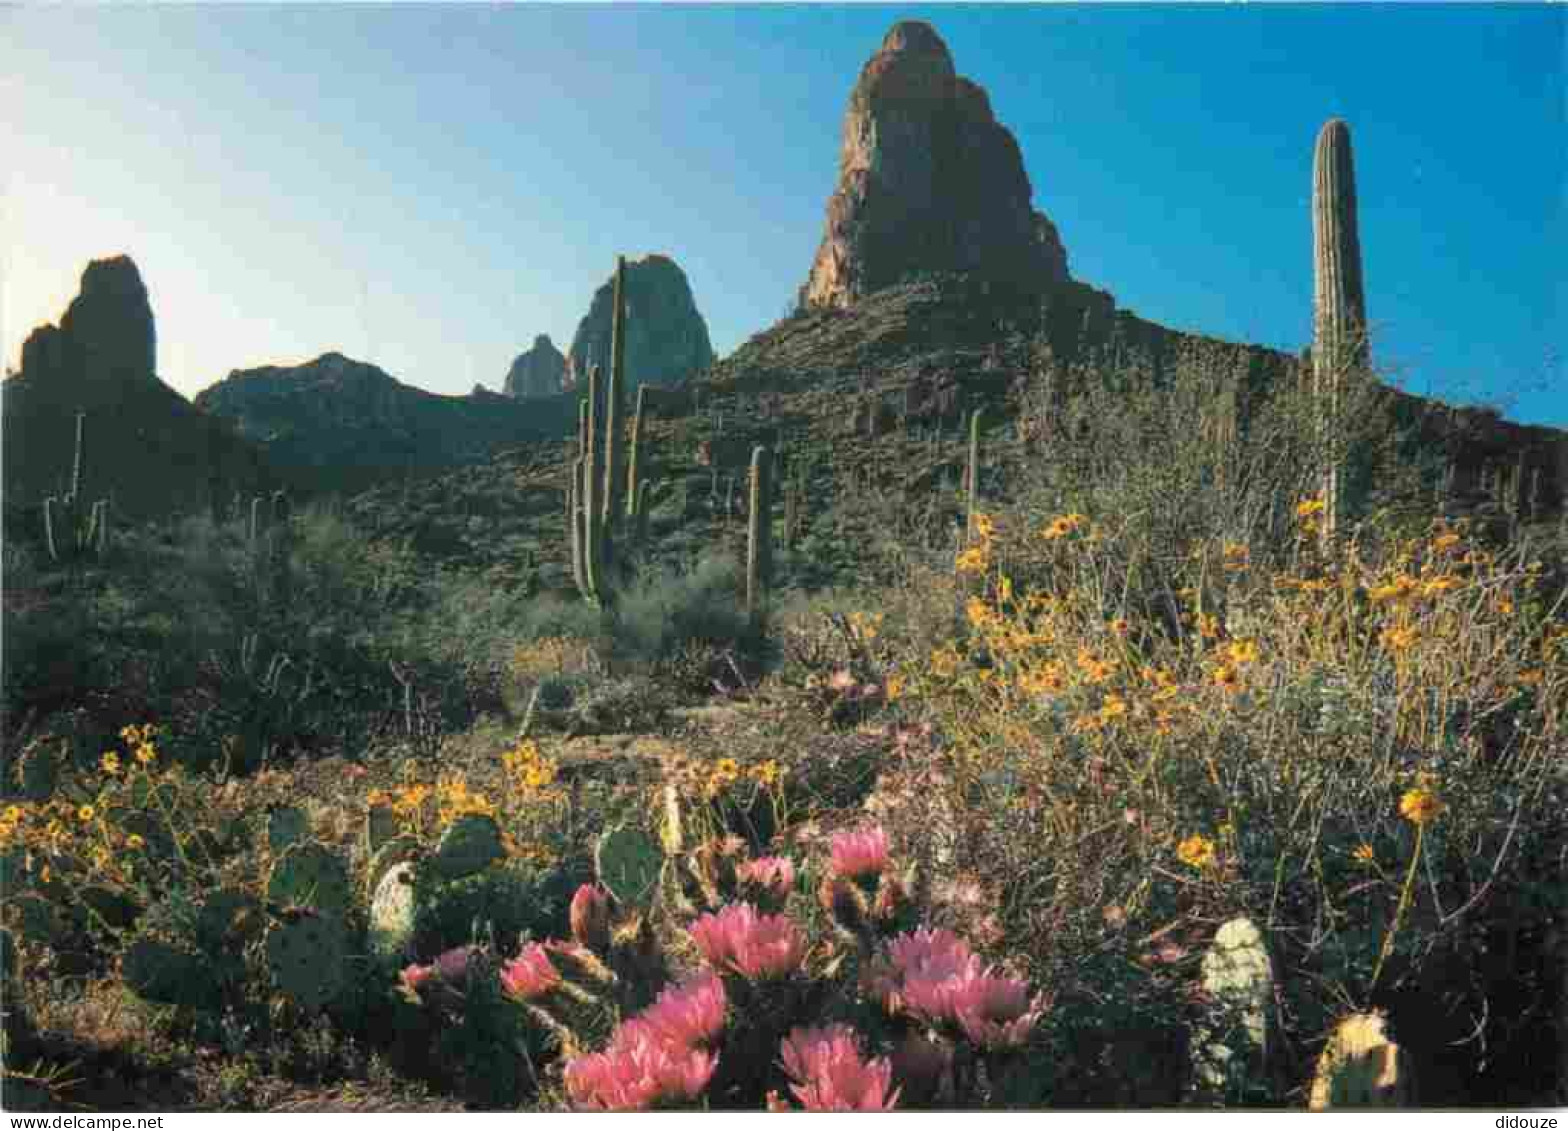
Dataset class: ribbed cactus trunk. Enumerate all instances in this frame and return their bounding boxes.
[271,490,293,611]
[582,364,604,603]
[746,445,772,625]
[965,408,983,546]
[69,411,86,502]
[626,386,647,519]
[603,256,627,531]
[1312,118,1368,547]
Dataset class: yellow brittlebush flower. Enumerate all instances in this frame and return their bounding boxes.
[1398,788,1444,826]
[1177,834,1216,869]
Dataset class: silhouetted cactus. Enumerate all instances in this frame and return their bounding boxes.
[1312,118,1368,545]
[42,411,109,564]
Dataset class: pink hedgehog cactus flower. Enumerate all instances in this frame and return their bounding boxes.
[689,902,808,981]
[397,961,436,1002]
[564,1018,719,1110]
[736,855,796,903]
[829,824,890,880]
[882,927,984,1025]
[499,942,561,1002]
[779,1024,900,1111]
[952,974,1048,1051]
[639,971,728,1049]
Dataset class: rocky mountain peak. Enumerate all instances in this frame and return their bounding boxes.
[504,334,567,399]
[801,21,1070,311]
[564,255,715,390]
[21,254,156,392]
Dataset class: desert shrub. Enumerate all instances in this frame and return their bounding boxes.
[604,552,768,684]
[869,485,1566,1104]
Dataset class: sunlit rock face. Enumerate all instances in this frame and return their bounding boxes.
[801,20,1070,311]
[503,334,567,399]
[564,255,715,390]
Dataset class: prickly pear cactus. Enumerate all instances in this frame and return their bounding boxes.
[121,935,222,1010]
[0,849,29,895]
[365,803,399,857]
[12,895,70,949]
[266,911,348,1010]
[660,782,684,855]
[410,861,570,960]
[369,862,418,961]
[1308,1012,1413,1109]
[115,811,178,863]
[196,887,263,952]
[78,885,142,931]
[1193,916,1274,1100]
[366,834,422,899]
[15,745,58,801]
[595,826,663,907]
[0,927,20,1059]
[430,814,504,883]
[267,842,352,918]
[267,805,310,854]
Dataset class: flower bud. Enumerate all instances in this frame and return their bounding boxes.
[570,884,613,953]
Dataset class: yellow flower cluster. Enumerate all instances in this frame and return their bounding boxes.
[120,723,159,767]
[845,610,884,643]
[1041,512,1089,541]
[1177,833,1217,870]
[435,775,497,825]
[1398,787,1444,826]
[501,738,559,796]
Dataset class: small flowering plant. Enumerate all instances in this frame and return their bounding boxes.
[540,823,1050,1110]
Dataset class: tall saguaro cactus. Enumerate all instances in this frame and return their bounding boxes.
[1312,118,1368,546]
[569,257,641,607]
[626,386,648,520]
[43,410,109,564]
[965,408,984,546]
[746,445,772,624]
[603,256,628,529]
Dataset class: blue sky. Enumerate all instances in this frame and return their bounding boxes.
[4,3,1563,426]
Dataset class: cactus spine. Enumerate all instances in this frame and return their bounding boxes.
[43,410,109,564]
[965,408,983,545]
[746,445,772,623]
[1312,118,1368,546]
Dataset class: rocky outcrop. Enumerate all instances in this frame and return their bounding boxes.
[503,334,567,399]
[801,21,1070,311]
[2,255,271,524]
[565,255,715,390]
[195,352,578,495]
[18,256,156,391]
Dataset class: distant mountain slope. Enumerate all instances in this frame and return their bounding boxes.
[194,352,580,496]
[3,256,273,527]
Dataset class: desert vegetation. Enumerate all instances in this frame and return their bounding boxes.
[2,291,1563,1112]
